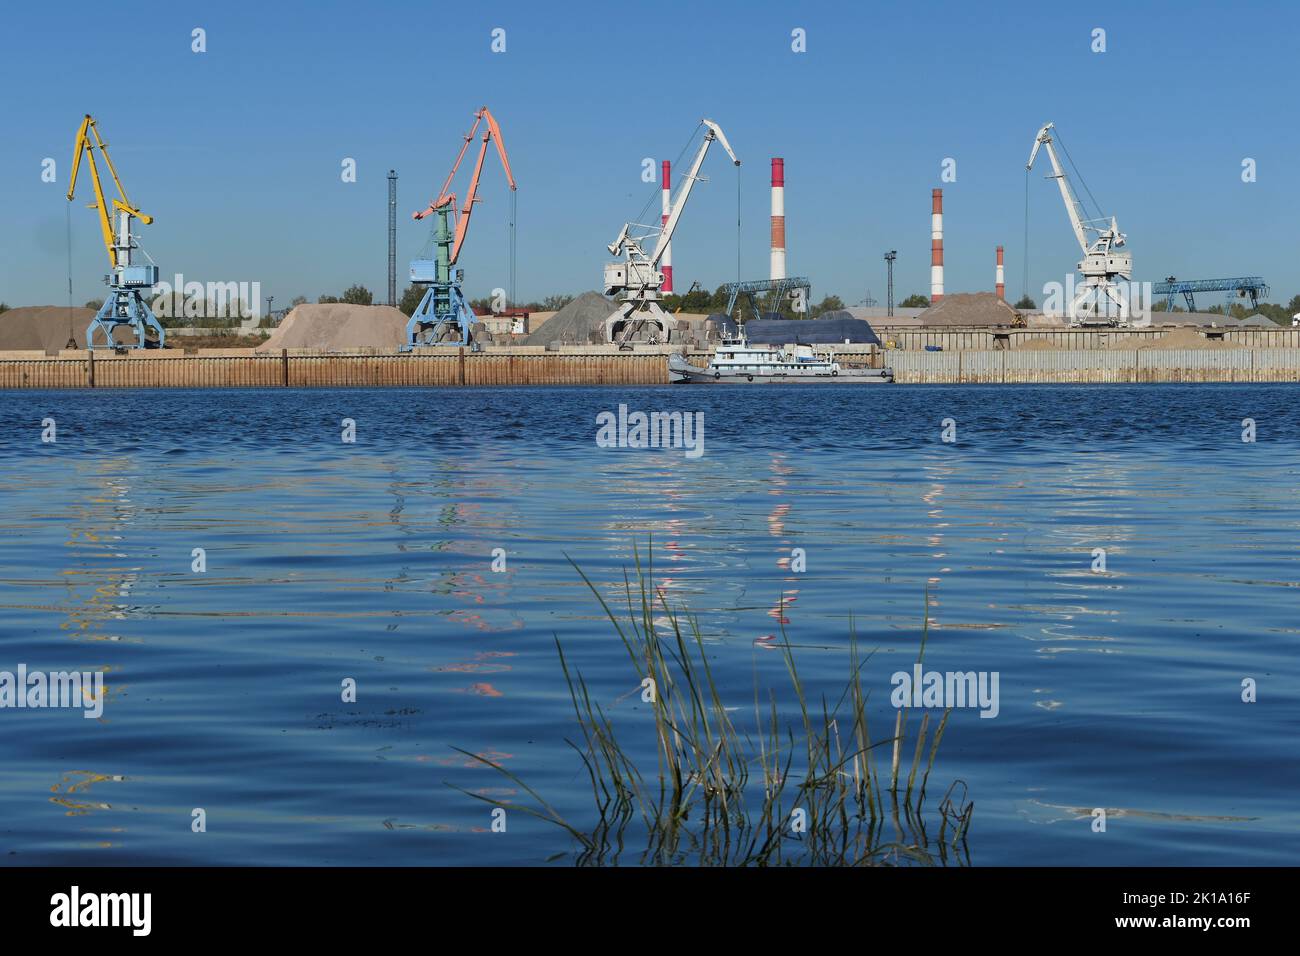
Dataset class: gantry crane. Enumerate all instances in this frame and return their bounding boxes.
[603,119,740,345]
[67,114,166,349]
[1027,122,1132,326]
[406,106,516,349]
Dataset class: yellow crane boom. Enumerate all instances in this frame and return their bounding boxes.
[67,114,153,268]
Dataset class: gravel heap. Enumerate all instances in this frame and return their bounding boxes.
[1138,326,1232,349]
[521,291,617,345]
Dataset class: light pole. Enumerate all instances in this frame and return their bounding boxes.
[388,170,398,307]
[884,250,897,317]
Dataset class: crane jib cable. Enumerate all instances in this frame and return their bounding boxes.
[509,189,517,308]
[1053,128,1104,225]
[632,124,703,240]
[1023,167,1030,302]
[66,201,74,341]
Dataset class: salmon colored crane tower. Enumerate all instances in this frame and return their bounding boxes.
[660,161,673,293]
[407,106,516,349]
[996,245,1005,299]
[930,188,944,303]
[770,158,786,280]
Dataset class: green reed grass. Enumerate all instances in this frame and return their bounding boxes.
[450,542,973,865]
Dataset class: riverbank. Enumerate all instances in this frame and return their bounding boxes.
[3,341,1300,387]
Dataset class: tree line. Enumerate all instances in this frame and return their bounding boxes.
[140,284,1299,325]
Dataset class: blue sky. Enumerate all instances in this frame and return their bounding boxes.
[1,0,1296,310]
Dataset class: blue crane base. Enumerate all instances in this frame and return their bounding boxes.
[401,283,475,349]
[87,288,166,350]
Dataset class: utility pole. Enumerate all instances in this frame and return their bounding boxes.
[388,170,398,307]
[884,250,897,317]
[265,295,274,321]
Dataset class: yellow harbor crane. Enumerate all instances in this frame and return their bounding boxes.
[67,114,166,349]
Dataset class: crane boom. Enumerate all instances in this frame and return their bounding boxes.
[647,119,739,266]
[451,108,516,266]
[413,106,516,266]
[68,114,153,269]
[608,119,739,266]
[1026,123,1089,255]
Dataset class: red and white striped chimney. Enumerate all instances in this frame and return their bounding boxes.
[995,245,1005,300]
[770,158,786,281]
[661,160,673,292]
[930,188,944,303]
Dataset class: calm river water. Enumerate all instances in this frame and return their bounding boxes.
[0,384,1296,865]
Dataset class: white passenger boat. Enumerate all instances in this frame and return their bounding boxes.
[669,329,893,384]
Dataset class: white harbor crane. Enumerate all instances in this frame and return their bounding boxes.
[1027,122,1133,326]
[603,119,740,345]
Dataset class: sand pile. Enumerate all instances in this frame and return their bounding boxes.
[919,292,1019,327]
[0,306,115,351]
[1151,312,1273,329]
[1016,337,1060,350]
[1024,312,1066,329]
[522,291,616,345]
[1139,326,1231,350]
[256,304,409,352]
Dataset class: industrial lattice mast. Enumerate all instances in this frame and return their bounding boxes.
[387,170,397,306]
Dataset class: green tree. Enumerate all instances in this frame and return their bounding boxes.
[398,285,425,317]
[810,294,845,317]
[900,293,931,308]
[661,290,716,314]
[680,286,712,313]
[0,302,8,314]
[1252,302,1290,325]
[541,293,575,311]
[290,295,308,308]
[1012,294,1035,310]
[318,295,341,304]
[341,284,373,305]
[84,299,103,310]
[1287,294,1300,315]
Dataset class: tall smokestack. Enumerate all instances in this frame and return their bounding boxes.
[930,188,944,304]
[661,160,673,293]
[770,158,786,281]
[995,245,1005,300]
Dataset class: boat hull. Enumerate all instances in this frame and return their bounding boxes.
[669,353,893,384]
